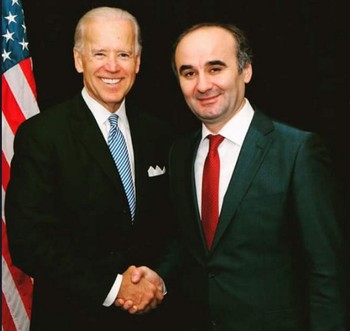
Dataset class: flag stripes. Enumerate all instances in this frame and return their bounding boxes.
[2,1,39,329]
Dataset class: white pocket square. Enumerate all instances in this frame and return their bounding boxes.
[147,165,166,177]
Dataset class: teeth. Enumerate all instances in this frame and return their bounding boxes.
[102,78,120,84]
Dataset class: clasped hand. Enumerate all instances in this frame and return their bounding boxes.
[114,265,164,314]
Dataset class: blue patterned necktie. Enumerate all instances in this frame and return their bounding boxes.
[108,114,136,220]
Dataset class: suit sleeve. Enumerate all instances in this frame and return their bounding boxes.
[292,133,347,329]
[5,119,122,306]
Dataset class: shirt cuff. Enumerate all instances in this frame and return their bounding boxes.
[163,282,167,295]
[102,274,122,307]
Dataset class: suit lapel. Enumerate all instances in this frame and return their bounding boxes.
[70,96,125,189]
[182,132,211,260]
[210,110,274,252]
[125,102,172,215]
[125,104,149,209]
[190,134,209,254]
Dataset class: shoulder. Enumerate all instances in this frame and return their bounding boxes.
[15,94,83,139]
[23,94,81,121]
[252,108,331,163]
[253,107,315,143]
[126,101,175,142]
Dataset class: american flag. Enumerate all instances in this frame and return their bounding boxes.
[2,0,39,330]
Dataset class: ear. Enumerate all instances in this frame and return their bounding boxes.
[243,63,253,83]
[135,54,141,74]
[73,48,83,73]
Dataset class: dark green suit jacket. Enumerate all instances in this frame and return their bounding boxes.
[169,109,347,331]
[5,94,177,330]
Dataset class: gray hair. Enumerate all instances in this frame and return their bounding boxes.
[74,6,142,55]
[171,22,253,76]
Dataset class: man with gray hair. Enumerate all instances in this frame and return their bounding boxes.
[5,6,177,330]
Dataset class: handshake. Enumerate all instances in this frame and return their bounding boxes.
[114,265,165,314]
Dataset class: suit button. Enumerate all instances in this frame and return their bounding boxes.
[208,272,215,278]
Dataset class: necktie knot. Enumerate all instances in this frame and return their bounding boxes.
[207,134,224,152]
[108,113,118,127]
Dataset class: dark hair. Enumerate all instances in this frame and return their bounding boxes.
[171,22,253,76]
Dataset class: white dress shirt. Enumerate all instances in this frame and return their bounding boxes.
[81,88,133,307]
[82,88,135,183]
[195,98,254,216]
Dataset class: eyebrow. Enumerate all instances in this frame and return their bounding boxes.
[178,60,227,75]
[178,65,193,75]
[207,60,226,67]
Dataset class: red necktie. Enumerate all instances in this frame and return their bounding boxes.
[201,134,224,249]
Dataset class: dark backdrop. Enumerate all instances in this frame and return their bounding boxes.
[22,0,349,216]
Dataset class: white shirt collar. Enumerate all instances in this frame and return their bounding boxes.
[81,87,128,126]
[201,98,254,146]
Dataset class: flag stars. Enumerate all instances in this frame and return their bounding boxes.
[2,3,30,73]
[19,38,29,51]
[2,30,15,42]
[2,50,12,63]
[5,12,18,25]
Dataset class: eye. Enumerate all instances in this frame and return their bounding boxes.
[210,66,222,73]
[93,51,106,59]
[182,70,196,79]
[118,52,132,59]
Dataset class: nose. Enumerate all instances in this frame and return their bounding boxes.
[196,73,212,93]
[105,55,120,72]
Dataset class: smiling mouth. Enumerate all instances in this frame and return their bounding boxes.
[197,95,219,105]
[102,78,121,85]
